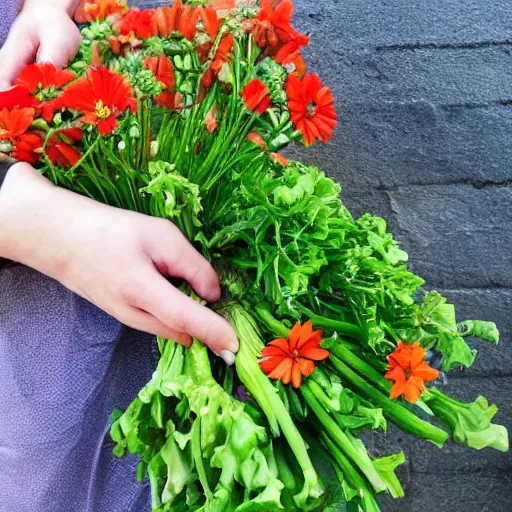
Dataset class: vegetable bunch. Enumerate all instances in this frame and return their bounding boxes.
[0,1,507,511]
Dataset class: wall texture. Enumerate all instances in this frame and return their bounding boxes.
[138,2,512,510]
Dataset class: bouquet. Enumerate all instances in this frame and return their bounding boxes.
[1,1,508,510]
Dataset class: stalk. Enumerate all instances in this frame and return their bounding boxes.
[301,384,386,493]
[322,435,381,512]
[222,302,323,507]
[329,356,448,446]
[329,343,391,394]
[295,304,366,342]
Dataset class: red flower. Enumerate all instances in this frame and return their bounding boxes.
[46,128,83,168]
[241,79,271,115]
[286,73,337,146]
[13,133,43,164]
[0,108,35,140]
[0,86,38,109]
[211,34,235,74]
[253,0,309,59]
[57,68,137,135]
[155,91,177,109]
[74,0,128,23]
[15,63,75,95]
[259,320,329,388]
[15,63,76,122]
[118,8,158,39]
[385,342,439,403]
[144,55,175,89]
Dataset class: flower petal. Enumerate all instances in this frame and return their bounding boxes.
[268,357,293,384]
[413,361,439,382]
[404,376,424,403]
[291,361,302,388]
[299,347,330,361]
[259,355,286,375]
[296,357,315,376]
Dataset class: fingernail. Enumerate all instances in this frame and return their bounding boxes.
[219,350,236,366]
[36,53,55,65]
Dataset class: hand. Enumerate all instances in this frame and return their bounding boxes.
[0,164,239,363]
[0,1,82,89]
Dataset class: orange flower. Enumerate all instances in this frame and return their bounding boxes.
[74,0,128,23]
[57,68,137,135]
[259,320,329,388]
[108,32,143,56]
[204,106,218,133]
[154,1,200,41]
[385,341,439,403]
[241,79,271,114]
[270,152,288,166]
[0,86,38,109]
[286,73,337,146]
[0,108,35,140]
[247,131,267,150]
[12,133,43,164]
[118,8,158,39]
[46,128,83,168]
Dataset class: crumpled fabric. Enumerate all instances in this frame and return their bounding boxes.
[0,265,153,512]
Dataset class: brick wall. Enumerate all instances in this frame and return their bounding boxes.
[137,2,512,510]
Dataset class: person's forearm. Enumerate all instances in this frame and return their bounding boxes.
[22,0,82,16]
[0,164,76,275]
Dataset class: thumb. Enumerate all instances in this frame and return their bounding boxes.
[36,17,82,68]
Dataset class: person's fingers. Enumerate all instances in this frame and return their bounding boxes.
[36,18,82,67]
[135,269,239,362]
[144,220,221,303]
[117,304,193,347]
[0,22,38,86]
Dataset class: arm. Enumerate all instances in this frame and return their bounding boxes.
[0,0,82,88]
[0,165,238,362]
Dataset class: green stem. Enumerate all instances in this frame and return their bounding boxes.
[296,305,366,342]
[329,356,448,446]
[253,303,290,338]
[301,384,386,493]
[329,343,391,394]
[322,435,381,512]
[191,419,213,500]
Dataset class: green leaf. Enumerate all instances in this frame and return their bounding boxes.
[372,452,406,498]
[426,390,509,452]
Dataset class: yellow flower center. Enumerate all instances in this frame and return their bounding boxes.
[95,100,112,120]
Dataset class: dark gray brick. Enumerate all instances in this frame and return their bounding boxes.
[292,0,512,51]
[437,289,512,377]
[387,184,512,288]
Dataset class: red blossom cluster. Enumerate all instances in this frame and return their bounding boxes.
[0,0,337,168]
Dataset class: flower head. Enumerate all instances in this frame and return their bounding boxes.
[155,1,200,40]
[241,79,271,115]
[259,320,329,388]
[46,128,83,168]
[15,63,76,122]
[385,341,439,403]
[253,0,309,58]
[74,0,128,23]
[0,86,38,109]
[0,108,35,140]
[57,68,137,135]
[286,73,337,146]
[144,54,175,89]
[12,133,43,164]
[119,7,158,39]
